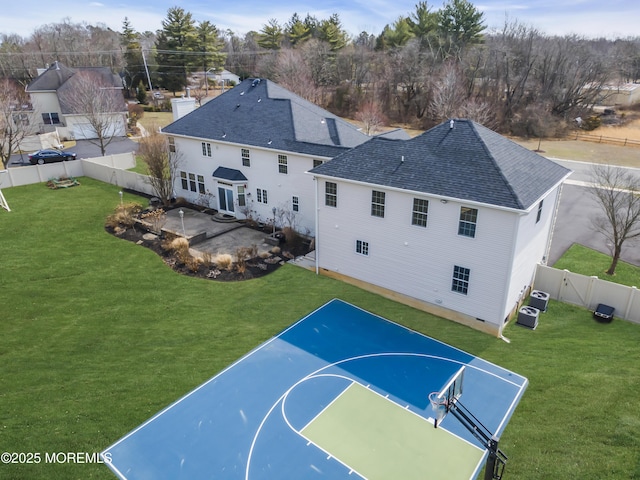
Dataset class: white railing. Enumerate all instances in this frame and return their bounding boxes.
[534,264,639,323]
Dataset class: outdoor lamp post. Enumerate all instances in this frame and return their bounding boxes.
[119,190,123,205]
[179,209,186,237]
[272,207,277,236]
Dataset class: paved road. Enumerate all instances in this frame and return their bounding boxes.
[7,137,138,167]
[548,159,640,267]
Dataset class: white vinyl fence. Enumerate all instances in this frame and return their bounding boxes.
[0,152,155,197]
[534,264,640,323]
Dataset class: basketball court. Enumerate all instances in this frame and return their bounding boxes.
[102,299,527,479]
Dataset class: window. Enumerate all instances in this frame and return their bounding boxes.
[313,159,323,168]
[452,266,470,295]
[325,182,337,207]
[536,200,544,223]
[12,113,29,126]
[371,190,385,218]
[41,112,60,125]
[256,188,268,204]
[201,142,212,157]
[180,171,204,193]
[356,240,369,256]
[237,186,246,207]
[292,196,299,212]
[412,198,429,227]
[458,207,478,238]
[241,148,250,167]
[278,154,288,174]
[168,137,176,153]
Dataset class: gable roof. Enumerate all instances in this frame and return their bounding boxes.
[26,62,122,93]
[310,119,572,211]
[162,78,371,158]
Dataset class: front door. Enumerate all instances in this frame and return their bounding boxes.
[218,186,235,214]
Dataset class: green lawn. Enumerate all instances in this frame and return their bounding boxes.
[1,179,639,479]
[553,243,640,287]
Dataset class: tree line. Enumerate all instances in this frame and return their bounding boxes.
[1,1,640,134]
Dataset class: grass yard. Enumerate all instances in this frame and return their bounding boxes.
[553,243,640,287]
[1,179,639,479]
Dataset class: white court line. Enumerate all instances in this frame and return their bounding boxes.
[246,351,526,479]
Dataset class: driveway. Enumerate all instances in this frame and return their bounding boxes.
[548,160,640,267]
[8,137,138,167]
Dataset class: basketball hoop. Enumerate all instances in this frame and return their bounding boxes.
[429,392,448,428]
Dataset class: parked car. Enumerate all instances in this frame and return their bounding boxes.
[28,149,77,165]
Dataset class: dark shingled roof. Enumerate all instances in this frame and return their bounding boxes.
[212,166,247,182]
[310,119,572,210]
[162,78,370,157]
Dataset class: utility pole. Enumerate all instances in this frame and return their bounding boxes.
[141,48,153,92]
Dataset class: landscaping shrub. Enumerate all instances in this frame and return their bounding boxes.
[105,202,143,229]
[214,253,233,270]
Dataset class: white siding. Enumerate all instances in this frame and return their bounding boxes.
[29,92,62,119]
[170,136,323,235]
[502,186,562,319]
[316,180,522,328]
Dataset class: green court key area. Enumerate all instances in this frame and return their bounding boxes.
[301,382,485,479]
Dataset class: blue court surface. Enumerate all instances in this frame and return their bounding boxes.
[102,299,527,480]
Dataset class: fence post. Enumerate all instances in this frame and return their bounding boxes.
[585,276,598,308]
[624,286,637,320]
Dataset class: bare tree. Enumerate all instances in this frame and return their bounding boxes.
[0,79,36,169]
[57,70,126,156]
[355,100,387,135]
[140,130,182,206]
[589,164,640,276]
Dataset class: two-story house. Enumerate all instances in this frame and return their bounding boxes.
[25,61,127,141]
[309,119,572,336]
[161,78,398,235]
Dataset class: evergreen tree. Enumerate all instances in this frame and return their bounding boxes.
[286,13,312,47]
[381,17,415,49]
[318,14,349,52]
[136,79,148,104]
[437,0,485,50]
[121,18,146,96]
[258,19,283,50]
[407,1,439,51]
[196,21,226,78]
[155,7,198,93]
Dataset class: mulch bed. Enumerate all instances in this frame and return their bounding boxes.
[105,222,310,282]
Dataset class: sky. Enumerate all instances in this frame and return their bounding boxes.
[1,0,638,40]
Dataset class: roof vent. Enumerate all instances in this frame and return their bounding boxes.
[252,79,261,87]
[450,119,454,129]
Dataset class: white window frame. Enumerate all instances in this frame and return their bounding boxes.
[278,154,288,174]
[355,240,369,256]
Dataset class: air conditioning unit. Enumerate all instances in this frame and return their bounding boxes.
[529,290,550,312]
[517,306,540,329]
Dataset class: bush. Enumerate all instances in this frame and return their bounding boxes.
[214,253,233,270]
[106,202,143,229]
[581,115,602,131]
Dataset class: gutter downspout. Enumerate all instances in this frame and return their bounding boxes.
[314,176,319,275]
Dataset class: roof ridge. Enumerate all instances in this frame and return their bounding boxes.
[468,121,525,209]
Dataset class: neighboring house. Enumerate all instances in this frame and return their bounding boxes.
[161,78,374,235]
[207,69,241,87]
[597,83,640,107]
[309,119,572,336]
[25,61,127,140]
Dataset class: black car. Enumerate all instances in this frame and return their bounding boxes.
[28,149,77,165]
